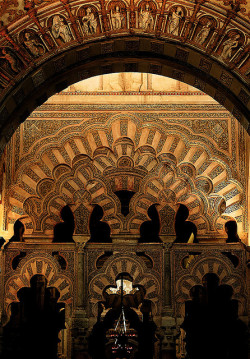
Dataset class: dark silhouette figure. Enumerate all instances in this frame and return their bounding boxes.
[4,219,25,249]
[9,219,25,242]
[225,220,240,243]
[136,300,157,359]
[182,273,248,359]
[174,204,197,243]
[139,204,161,242]
[53,205,75,242]
[3,274,65,359]
[88,302,107,359]
[89,204,111,243]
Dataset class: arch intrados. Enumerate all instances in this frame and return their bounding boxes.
[0,37,249,156]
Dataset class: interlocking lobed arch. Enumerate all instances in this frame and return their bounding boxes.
[4,112,246,240]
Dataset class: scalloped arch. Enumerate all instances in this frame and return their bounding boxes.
[88,253,161,316]
[174,252,247,317]
[5,112,245,237]
[4,252,73,310]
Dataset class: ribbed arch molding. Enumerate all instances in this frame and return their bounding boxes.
[6,114,244,239]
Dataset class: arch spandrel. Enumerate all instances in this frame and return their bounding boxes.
[0,0,249,152]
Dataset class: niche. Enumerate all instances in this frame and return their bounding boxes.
[182,273,248,359]
[3,274,65,359]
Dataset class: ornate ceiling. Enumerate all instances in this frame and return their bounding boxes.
[0,0,249,155]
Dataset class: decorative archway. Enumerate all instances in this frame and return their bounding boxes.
[0,0,249,155]
[4,112,246,240]
[4,251,73,311]
[88,252,161,317]
[172,246,248,317]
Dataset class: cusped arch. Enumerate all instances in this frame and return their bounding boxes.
[88,253,161,316]
[5,115,246,237]
[174,251,247,317]
[5,252,73,310]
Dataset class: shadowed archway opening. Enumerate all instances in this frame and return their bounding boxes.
[182,273,248,359]
[2,274,66,359]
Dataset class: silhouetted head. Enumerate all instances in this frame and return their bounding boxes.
[30,274,47,290]
[17,287,29,302]
[13,219,25,241]
[139,204,161,242]
[202,273,219,293]
[61,205,74,223]
[225,220,237,236]
[89,204,111,242]
[175,204,189,222]
[140,299,152,315]
[91,205,104,221]
[225,220,240,243]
